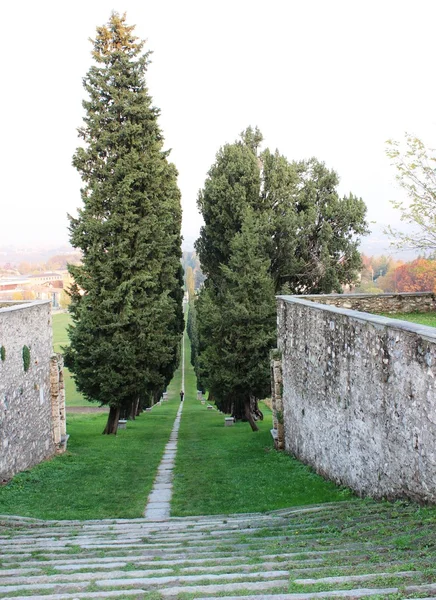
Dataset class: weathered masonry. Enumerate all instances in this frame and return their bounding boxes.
[0,301,66,482]
[275,293,436,503]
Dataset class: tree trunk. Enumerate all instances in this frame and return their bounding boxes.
[103,406,120,434]
[244,396,259,432]
[129,399,139,421]
[251,396,264,421]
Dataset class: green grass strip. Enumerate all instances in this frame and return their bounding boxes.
[52,312,87,407]
[171,333,354,517]
[379,311,436,328]
[0,377,181,520]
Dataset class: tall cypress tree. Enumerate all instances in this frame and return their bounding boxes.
[195,127,367,428]
[65,13,183,434]
[197,209,276,429]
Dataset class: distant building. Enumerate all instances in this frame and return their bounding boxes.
[28,273,63,286]
[0,273,65,307]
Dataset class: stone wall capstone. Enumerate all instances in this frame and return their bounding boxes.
[0,301,65,481]
[304,291,436,314]
[277,293,436,503]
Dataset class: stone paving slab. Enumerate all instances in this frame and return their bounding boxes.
[10,593,151,600]
[295,571,421,585]
[96,569,289,587]
[160,579,288,597]
[144,398,184,520]
[155,472,173,484]
[143,508,170,521]
[0,567,175,586]
[0,582,90,594]
[148,489,172,503]
[196,584,436,600]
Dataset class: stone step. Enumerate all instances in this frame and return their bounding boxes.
[0,500,432,600]
[0,567,175,586]
[0,530,340,550]
[0,551,328,570]
[0,501,358,529]
[0,544,400,567]
[0,569,289,596]
[0,520,341,540]
[0,512,423,541]
[294,570,424,586]
[1,557,427,580]
[0,539,391,562]
[6,585,436,600]
[197,583,436,600]
[2,580,285,600]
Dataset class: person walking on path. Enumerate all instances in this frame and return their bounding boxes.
[180,390,184,402]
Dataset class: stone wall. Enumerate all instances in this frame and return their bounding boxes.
[270,352,284,450]
[0,301,66,481]
[276,294,436,503]
[304,291,436,314]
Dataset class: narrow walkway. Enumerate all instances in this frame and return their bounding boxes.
[143,328,185,521]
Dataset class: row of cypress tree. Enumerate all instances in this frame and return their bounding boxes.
[66,14,368,434]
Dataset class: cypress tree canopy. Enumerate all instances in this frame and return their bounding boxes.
[65,13,183,434]
[194,127,368,428]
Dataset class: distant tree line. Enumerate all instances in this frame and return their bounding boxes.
[356,254,436,294]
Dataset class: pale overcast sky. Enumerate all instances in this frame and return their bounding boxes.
[1,0,435,256]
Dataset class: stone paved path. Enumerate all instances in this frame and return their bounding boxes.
[143,402,183,520]
[143,328,185,521]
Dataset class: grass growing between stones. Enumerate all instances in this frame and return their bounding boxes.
[380,311,436,328]
[171,334,355,517]
[0,389,180,520]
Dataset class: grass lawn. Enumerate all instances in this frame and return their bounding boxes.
[52,312,87,407]
[171,330,355,517]
[52,312,71,353]
[0,376,181,520]
[380,311,436,327]
[1,311,355,520]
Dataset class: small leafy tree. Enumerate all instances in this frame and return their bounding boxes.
[386,134,436,250]
[390,258,436,292]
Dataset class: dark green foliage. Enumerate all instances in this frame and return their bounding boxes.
[195,127,368,426]
[0,345,5,361]
[65,13,183,433]
[22,345,30,372]
[196,135,262,280]
[197,210,276,424]
[265,155,368,294]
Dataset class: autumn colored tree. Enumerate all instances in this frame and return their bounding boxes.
[185,266,195,299]
[390,258,436,293]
